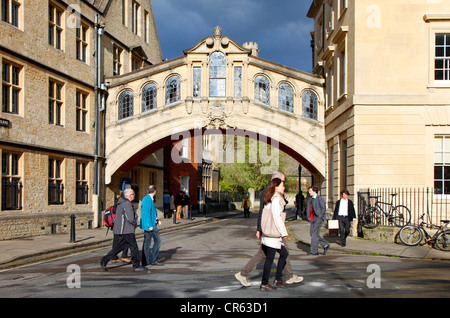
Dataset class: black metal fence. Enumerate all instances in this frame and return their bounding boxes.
[76,183,89,204]
[48,181,64,205]
[1,179,22,210]
[358,188,450,227]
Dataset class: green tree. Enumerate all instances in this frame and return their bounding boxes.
[219,136,288,193]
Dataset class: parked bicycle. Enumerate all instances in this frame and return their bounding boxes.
[361,194,411,228]
[398,213,450,251]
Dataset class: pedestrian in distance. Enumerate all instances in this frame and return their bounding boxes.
[169,191,175,218]
[234,171,303,288]
[182,192,190,220]
[100,189,147,272]
[241,194,251,218]
[259,177,289,291]
[295,190,305,220]
[175,191,184,221]
[332,189,356,247]
[307,186,330,255]
[163,189,171,219]
[141,185,164,266]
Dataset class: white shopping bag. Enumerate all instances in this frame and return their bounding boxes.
[328,220,339,229]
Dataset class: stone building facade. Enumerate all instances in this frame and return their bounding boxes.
[308,0,450,211]
[0,0,162,240]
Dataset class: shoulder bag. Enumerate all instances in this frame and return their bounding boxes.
[261,205,285,238]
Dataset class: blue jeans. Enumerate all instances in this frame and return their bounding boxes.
[142,229,161,265]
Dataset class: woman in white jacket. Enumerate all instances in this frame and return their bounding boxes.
[260,177,289,291]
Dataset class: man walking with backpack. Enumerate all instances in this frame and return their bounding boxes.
[100,189,147,272]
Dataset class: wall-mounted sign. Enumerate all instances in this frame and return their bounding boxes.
[0,118,10,128]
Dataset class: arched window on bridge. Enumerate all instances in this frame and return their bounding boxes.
[255,75,270,105]
[209,52,226,97]
[142,83,157,113]
[278,82,294,113]
[302,89,318,120]
[165,75,181,105]
[118,90,134,120]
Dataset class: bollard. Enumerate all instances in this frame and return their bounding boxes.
[70,214,76,243]
[173,208,176,224]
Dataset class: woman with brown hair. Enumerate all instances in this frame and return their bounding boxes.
[260,177,289,291]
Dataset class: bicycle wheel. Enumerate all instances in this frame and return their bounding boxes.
[391,205,411,227]
[435,230,450,252]
[399,225,422,246]
[362,207,381,229]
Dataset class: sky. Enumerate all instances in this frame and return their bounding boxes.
[151,0,314,73]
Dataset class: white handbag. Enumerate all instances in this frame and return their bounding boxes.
[328,220,339,229]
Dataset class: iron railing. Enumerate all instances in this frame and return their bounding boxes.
[1,178,22,210]
[358,187,450,227]
[76,183,89,204]
[48,181,64,205]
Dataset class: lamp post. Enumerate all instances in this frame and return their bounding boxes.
[93,15,107,227]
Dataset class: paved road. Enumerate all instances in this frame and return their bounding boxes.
[0,217,449,303]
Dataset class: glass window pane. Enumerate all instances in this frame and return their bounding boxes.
[435,166,443,179]
[278,83,294,112]
[444,166,450,180]
[255,75,270,105]
[119,90,134,119]
[2,153,8,175]
[209,52,226,97]
[434,181,442,194]
[165,76,180,104]
[445,181,450,194]
[142,83,157,112]
[434,136,443,163]
[234,66,242,99]
[193,67,201,98]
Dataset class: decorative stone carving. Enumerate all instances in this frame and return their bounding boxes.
[206,101,235,129]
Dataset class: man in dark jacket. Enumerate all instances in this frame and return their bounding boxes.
[100,189,147,272]
[332,189,356,247]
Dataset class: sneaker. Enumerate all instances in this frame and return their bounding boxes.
[133,266,148,272]
[234,272,251,287]
[286,274,304,284]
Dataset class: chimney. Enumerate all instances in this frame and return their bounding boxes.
[243,42,259,57]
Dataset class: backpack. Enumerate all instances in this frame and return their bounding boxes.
[103,206,115,228]
[103,203,117,235]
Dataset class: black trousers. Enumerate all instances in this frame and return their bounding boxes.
[102,233,141,268]
[338,215,351,245]
[261,244,289,285]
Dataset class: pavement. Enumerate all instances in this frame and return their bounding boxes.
[0,209,448,270]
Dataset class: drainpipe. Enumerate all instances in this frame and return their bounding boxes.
[94,15,105,227]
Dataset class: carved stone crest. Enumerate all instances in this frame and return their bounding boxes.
[206,101,234,129]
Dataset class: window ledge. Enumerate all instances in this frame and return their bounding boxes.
[428,82,450,89]
[423,13,450,23]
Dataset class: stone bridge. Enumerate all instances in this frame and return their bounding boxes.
[104,27,326,186]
